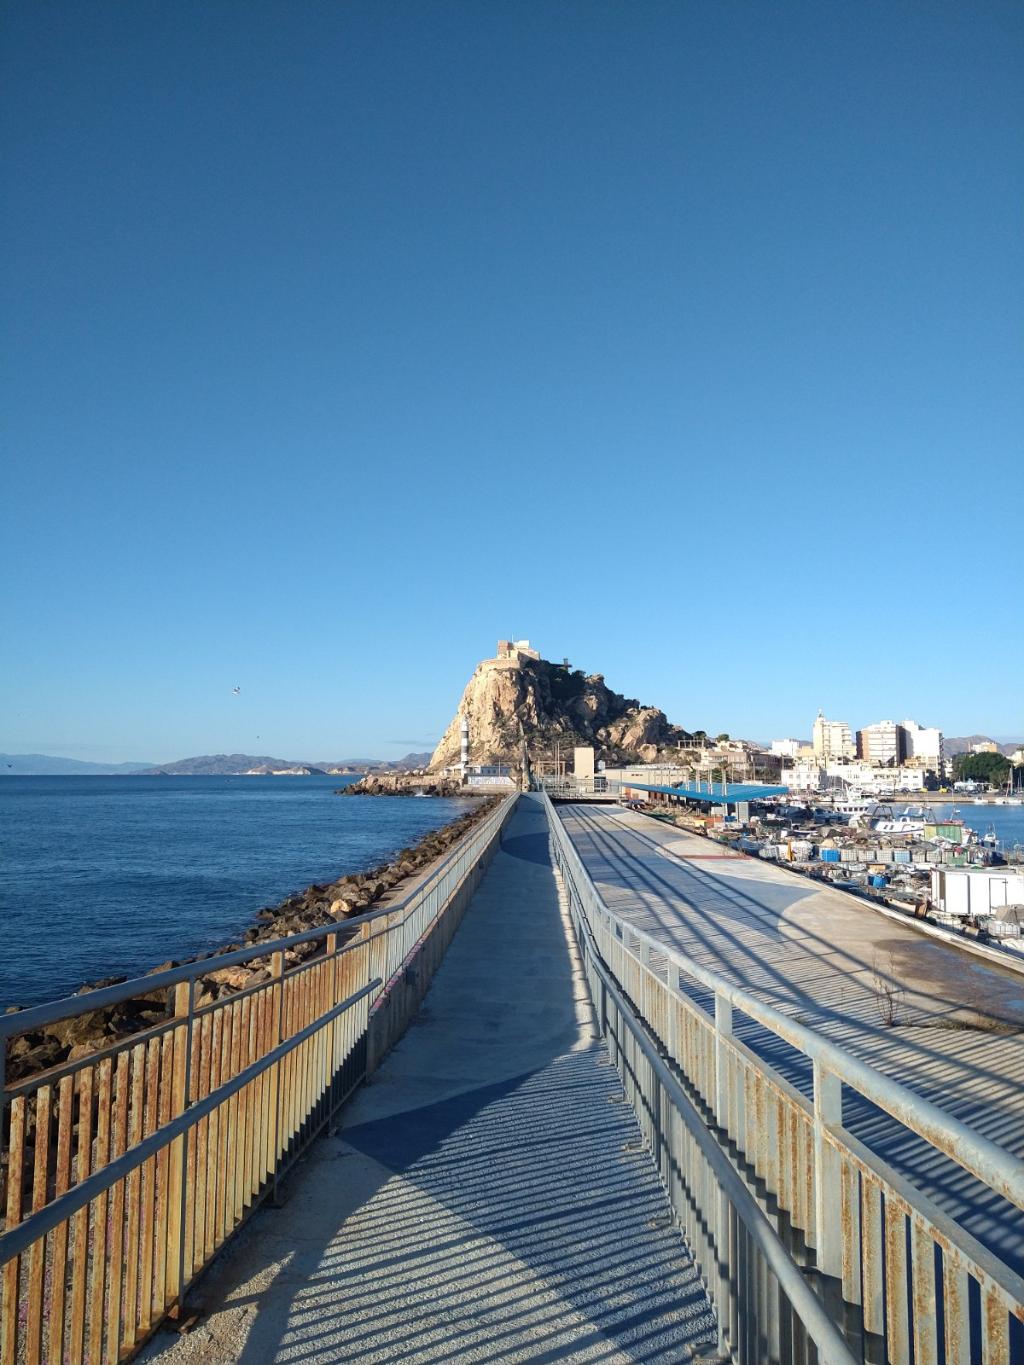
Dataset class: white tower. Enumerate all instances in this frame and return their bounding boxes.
[460,714,470,778]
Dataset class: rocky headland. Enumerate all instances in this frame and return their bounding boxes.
[345,640,696,795]
[428,649,694,769]
[4,797,500,1085]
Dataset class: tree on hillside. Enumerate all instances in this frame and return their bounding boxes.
[953,751,1012,786]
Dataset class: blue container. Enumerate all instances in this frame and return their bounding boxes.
[822,849,841,863]
[871,874,888,888]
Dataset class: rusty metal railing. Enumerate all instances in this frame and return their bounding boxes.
[544,793,1024,1365]
[0,792,517,1364]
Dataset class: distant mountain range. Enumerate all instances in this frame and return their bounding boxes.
[140,752,433,775]
[945,736,1023,757]
[141,754,321,776]
[1,750,434,776]
[0,753,155,775]
[10,735,1018,777]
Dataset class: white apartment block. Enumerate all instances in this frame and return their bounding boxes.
[827,762,926,794]
[811,711,855,761]
[857,720,903,767]
[781,760,825,791]
[902,719,944,773]
[781,759,927,795]
[771,739,802,758]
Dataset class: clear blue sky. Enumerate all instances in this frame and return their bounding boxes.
[2,2,1022,762]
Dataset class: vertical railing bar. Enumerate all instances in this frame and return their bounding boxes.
[173,979,194,1315]
[270,951,285,1202]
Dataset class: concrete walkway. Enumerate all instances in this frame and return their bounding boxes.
[559,802,1024,1272]
[141,795,715,1365]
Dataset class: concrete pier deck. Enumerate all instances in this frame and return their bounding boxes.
[141,795,715,1365]
[558,802,1024,1270]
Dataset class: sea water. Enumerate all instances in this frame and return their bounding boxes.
[0,775,477,1008]
[932,802,1024,852]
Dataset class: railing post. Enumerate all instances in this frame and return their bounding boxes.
[270,951,285,1202]
[714,991,732,1129]
[813,1060,843,1277]
[325,933,338,1126]
[168,979,193,1314]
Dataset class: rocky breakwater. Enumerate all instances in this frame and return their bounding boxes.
[4,797,500,1086]
[341,772,475,797]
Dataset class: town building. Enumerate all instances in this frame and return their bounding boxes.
[811,711,855,761]
[780,760,825,791]
[833,763,925,794]
[780,759,927,794]
[770,739,803,758]
[902,719,944,774]
[856,720,905,767]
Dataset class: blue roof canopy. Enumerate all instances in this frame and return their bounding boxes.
[623,782,789,803]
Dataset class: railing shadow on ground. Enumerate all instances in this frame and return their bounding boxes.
[561,803,1024,1271]
[140,793,718,1365]
[213,1058,715,1365]
[0,797,518,1365]
[549,798,1024,1365]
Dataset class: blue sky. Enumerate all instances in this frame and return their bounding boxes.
[2,2,1022,762]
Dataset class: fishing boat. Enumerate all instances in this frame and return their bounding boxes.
[872,805,929,835]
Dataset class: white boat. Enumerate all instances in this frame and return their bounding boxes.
[874,817,927,834]
[832,797,879,817]
[872,805,928,835]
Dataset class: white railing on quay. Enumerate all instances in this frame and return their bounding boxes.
[543,792,1024,1365]
[0,792,517,1365]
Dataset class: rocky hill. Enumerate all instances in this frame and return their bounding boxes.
[945,735,1023,758]
[312,752,433,773]
[429,645,694,770]
[1,753,155,775]
[140,754,316,776]
[139,752,433,776]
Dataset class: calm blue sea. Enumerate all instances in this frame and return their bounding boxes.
[0,775,477,1009]
[930,802,1024,851]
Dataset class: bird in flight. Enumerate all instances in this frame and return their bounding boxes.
[232,686,241,695]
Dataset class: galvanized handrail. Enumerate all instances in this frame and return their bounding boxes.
[544,792,1024,1364]
[0,981,380,1265]
[0,792,517,1365]
[569,873,858,1365]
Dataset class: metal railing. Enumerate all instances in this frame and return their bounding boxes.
[0,793,517,1364]
[544,792,1024,1365]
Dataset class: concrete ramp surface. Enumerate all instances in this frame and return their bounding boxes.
[141,795,715,1364]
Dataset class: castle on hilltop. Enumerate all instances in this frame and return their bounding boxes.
[495,638,541,663]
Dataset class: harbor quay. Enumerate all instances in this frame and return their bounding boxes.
[2,792,1023,1364]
